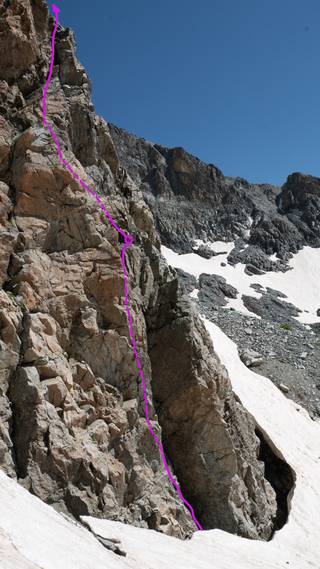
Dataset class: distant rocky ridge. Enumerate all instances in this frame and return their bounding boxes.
[108,124,320,273]
[0,0,295,545]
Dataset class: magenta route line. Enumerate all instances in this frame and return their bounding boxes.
[44,4,203,532]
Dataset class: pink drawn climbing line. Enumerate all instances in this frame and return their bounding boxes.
[43,4,203,532]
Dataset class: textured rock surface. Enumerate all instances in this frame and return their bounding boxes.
[146,274,277,538]
[108,124,320,268]
[198,273,238,307]
[277,172,320,246]
[0,0,194,538]
[0,0,288,543]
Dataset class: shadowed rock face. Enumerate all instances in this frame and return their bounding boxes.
[0,0,290,542]
[146,272,277,539]
[241,293,304,330]
[254,428,294,539]
[276,172,320,242]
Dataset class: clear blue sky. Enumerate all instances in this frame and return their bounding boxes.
[53,0,320,186]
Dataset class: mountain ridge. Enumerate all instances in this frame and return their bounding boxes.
[108,122,320,270]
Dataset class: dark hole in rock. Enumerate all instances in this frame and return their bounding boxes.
[255,428,294,540]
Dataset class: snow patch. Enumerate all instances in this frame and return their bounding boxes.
[162,244,320,324]
[193,239,234,254]
[162,244,262,317]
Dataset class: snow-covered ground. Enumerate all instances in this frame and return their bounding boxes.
[0,467,127,569]
[1,318,320,568]
[162,242,320,324]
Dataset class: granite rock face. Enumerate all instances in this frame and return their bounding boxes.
[0,0,282,542]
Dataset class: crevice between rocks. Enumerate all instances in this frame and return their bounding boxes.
[254,427,295,541]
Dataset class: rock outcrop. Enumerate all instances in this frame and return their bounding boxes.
[277,172,320,245]
[146,272,277,537]
[0,0,285,543]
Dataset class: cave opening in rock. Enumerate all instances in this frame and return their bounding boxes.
[255,428,294,540]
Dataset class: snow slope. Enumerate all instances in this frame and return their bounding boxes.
[162,243,320,324]
[0,467,128,569]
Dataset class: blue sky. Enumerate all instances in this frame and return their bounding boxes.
[54,0,319,186]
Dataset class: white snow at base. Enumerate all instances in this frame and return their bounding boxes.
[82,321,320,568]
[0,468,128,569]
[162,244,320,324]
[1,322,320,567]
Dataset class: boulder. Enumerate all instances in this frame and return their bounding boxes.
[198,273,238,308]
[195,245,216,259]
[240,349,263,368]
[39,377,67,407]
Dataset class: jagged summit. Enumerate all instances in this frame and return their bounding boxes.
[108,123,320,267]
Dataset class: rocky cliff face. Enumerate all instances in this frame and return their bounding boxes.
[108,124,320,270]
[0,0,283,541]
